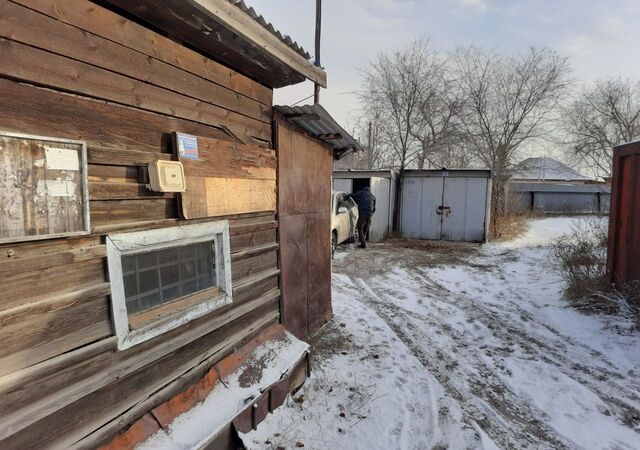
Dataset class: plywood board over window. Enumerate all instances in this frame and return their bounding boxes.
[0,132,89,243]
[177,134,276,219]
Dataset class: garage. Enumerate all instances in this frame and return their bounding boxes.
[332,170,396,242]
[507,183,611,214]
[400,169,491,242]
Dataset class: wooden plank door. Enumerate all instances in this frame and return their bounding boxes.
[276,118,333,338]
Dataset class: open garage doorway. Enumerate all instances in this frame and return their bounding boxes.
[332,170,395,242]
[352,177,370,193]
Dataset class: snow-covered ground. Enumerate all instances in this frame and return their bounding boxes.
[243,217,640,450]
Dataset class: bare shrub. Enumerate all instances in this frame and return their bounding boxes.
[551,217,640,322]
[551,217,609,300]
[620,281,640,308]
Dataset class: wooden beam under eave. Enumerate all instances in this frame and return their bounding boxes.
[195,0,328,88]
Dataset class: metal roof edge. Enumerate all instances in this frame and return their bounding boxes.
[228,0,311,60]
[275,104,363,158]
[214,0,326,87]
[509,183,611,193]
[332,169,395,179]
[403,168,492,178]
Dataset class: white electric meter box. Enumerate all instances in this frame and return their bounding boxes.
[148,160,187,192]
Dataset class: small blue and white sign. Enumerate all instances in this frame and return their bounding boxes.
[176,132,199,160]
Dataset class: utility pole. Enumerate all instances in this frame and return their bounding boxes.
[313,0,322,104]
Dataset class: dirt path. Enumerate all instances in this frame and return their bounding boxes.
[332,231,640,449]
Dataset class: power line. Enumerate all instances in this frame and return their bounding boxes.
[291,94,314,106]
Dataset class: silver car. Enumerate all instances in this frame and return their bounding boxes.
[331,191,359,255]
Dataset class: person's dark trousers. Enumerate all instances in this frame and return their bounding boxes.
[357,215,372,248]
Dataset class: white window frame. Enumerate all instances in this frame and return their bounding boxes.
[106,221,233,350]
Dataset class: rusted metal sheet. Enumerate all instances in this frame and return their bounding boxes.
[101,324,306,448]
[607,141,640,288]
[98,413,161,450]
[252,392,271,427]
[276,118,333,337]
[151,367,220,428]
[278,214,308,337]
[269,375,290,411]
[305,214,332,328]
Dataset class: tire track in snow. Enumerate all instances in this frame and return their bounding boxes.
[333,237,640,448]
[428,251,640,432]
[351,276,569,450]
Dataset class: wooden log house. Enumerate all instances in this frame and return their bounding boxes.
[0,1,358,448]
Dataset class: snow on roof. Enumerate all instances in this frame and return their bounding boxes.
[510,157,591,182]
[513,157,591,181]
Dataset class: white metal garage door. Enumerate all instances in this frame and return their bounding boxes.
[401,177,443,240]
[369,176,391,241]
[401,171,490,242]
[332,178,352,193]
[441,177,489,241]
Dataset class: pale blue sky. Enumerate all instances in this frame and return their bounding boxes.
[250,0,640,127]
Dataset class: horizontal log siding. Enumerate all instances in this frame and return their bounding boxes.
[0,1,280,447]
[1,303,280,449]
[0,1,271,138]
[12,0,272,106]
[0,219,280,446]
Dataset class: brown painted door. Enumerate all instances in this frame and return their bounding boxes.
[276,118,333,338]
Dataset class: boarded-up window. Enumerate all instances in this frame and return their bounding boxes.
[0,133,89,243]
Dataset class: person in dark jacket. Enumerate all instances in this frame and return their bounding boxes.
[350,187,376,248]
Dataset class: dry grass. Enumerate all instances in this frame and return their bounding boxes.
[571,289,640,319]
[386,237,476,253]
[308,319,355,371]
[490,211,536,241]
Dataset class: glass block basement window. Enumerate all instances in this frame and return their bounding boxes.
[121,241,216,314]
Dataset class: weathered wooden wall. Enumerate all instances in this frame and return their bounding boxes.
[276,118,333,338]
[0,0,280,447]
[180,137,277,219]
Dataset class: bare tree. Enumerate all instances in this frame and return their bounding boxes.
[563,78,640,178]
[429,139,477,168]
[453,46,571,236]
[334,110,387,170]
[412,59,467,169]
[359,38,440,231]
